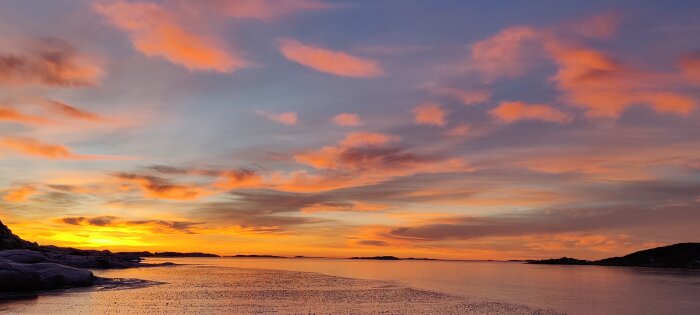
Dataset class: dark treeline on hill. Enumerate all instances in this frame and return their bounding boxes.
[528,243,700,268]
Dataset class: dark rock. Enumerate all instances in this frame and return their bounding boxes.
[0,259,94,293]
[0,220,37,250]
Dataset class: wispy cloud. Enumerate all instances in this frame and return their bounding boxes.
[1,137,127,160]
[0,38,101,87]
[279,38,384,78]
[42,100,105,122]
[114,172,210,200]
[490,101,573,124]
[256,110,298,125]
[94,1,246,72]
[333,113,362,126]
[195,0,331,20]
[3,185,36,202]
[426,86,491,106]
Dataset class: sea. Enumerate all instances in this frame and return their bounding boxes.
[1,257,699,314]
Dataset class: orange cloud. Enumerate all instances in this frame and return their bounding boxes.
[255,110,297,125]
[1,137,124,160]
[289,131,470,192]
[413,102,446,126]
[446,123,470,136]
[427,86,491,105]
[301,201,389,214]
[214,170,263,189]
[470,26,539,80]
[0,38,101,87]
[278,39,383,78]
[115,173,209,200]
[490,101,573,124]
[333,113,361,126]
[296,132,401,170]
[43,100,104,122]
[0,107,50,125]
[94,1,245,72]
[679,52,700,84]
[340,132,400,147]
[199,0,330,20]
[547,44,695,117]
[3,185,37,202]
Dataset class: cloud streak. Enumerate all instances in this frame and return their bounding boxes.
[490,101,573,124]
[95,1,246,72]
[0,38,101,87]
[279,39,383,77]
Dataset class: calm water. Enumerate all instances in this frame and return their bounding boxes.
[2,258,699,314]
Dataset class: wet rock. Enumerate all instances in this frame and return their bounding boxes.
[0,259,94,293]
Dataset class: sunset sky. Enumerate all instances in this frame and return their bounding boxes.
[1,0,699,260]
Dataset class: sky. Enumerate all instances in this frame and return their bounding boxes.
[1,0,699,260]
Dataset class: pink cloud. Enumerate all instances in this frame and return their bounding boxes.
[490,101,573,124]
[679,52,700,84]
[256,110,298,125]
[0,107,51,125]
[3,185,37,202]
[333,113,361,126]
[547,44,695,118]
[278,39,384,78]
[1,137,129,160]
[446,123,470,136]
[0,38,101,87]
[413,102,446,126]
[470,26,539,80]
[42,100,105,122]
[94,1,246,72]
[340,132,400,147]
[427,86,491,105]
[198,0,331,20]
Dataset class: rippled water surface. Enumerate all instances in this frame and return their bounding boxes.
[1,258,699,314]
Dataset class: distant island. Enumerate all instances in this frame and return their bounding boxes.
[119,251,220,258]
[349,256,436,261]
[528,243,700,268]
[228,254,286,258]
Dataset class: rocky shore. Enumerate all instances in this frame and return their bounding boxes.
[0,220,168,295]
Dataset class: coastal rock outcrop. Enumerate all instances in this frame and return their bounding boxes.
[0,259,94,292]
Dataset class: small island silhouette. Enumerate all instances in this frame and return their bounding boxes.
[528,243,700,268]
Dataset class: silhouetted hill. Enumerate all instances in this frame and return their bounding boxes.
[597,243,700,268]
[0,220,37,250]
[528,243,700,268]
